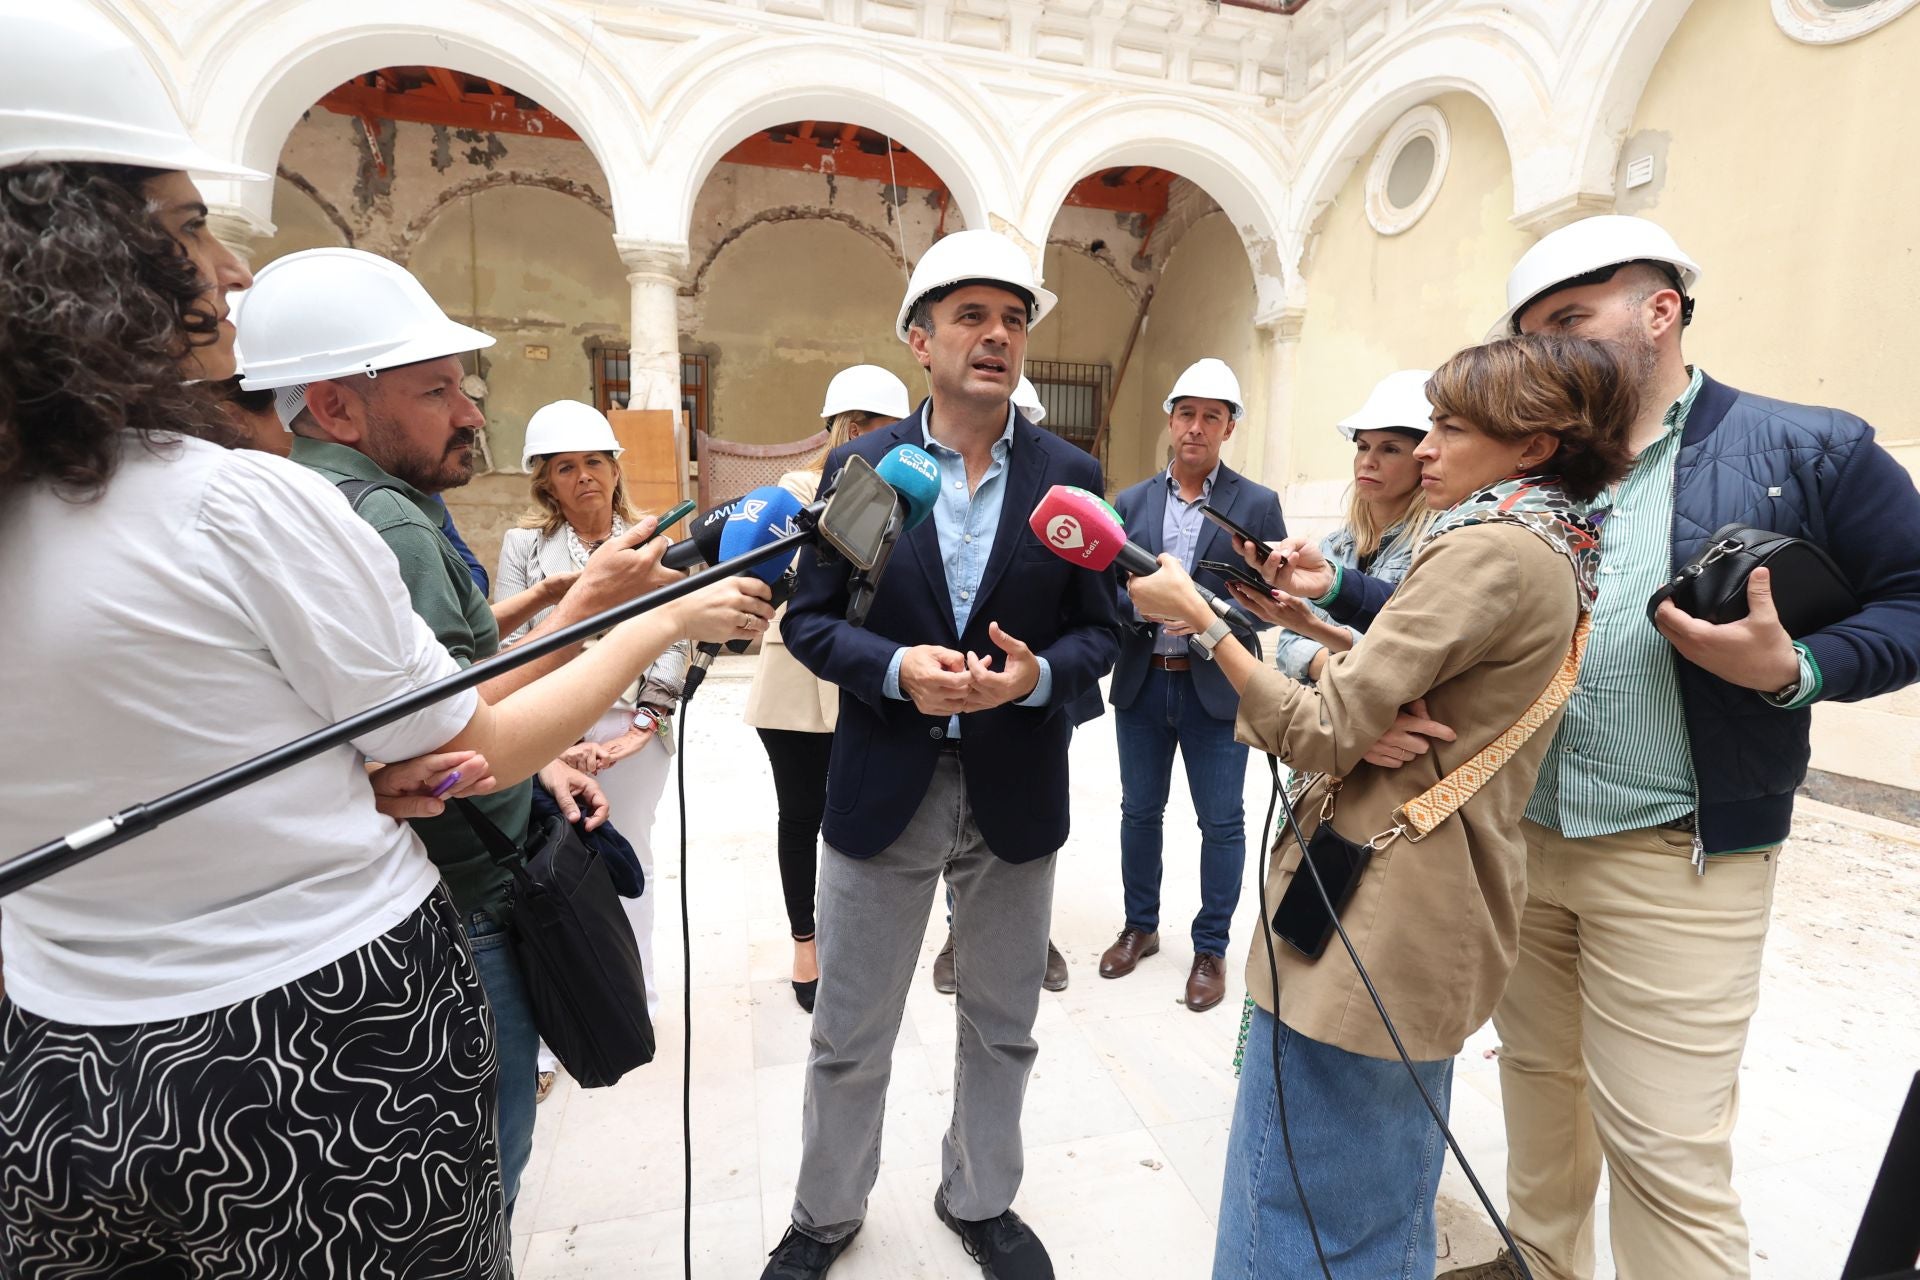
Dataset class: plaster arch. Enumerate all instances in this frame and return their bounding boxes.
[1548,0,1696,217]
[1288,23,1547,257]
[395,172,614,268]
[649,40,1013,252]
[179,1,647,239]
[1017,98,1297,319]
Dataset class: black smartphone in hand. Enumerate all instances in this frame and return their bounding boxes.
[1199,503,1272,564]
[1197,558,1271,595]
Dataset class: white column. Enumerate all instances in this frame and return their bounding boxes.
[1254,305,1307,499]
[614,236,692,413]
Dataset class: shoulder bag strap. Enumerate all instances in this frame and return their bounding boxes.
[450,797,529,876]
[1382,613,1591,847]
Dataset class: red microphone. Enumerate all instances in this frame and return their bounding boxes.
[1027,485,1235,619]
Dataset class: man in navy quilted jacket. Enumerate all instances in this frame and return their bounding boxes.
[1405,218,1920,1280]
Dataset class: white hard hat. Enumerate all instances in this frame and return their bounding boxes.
[521,400,623,471]
[1013,376,1047,424]
[1499,214,1701,335]
[0,3,264,178]
[895,229,1057,343]
[1336,370,1435,441]
[1163,358,1244,421]
[235,248,493,426]
[820,365,912,420]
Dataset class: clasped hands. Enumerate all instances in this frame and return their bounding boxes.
[899,622,1040,716]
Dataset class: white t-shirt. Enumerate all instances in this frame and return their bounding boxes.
[0,436,479,1026]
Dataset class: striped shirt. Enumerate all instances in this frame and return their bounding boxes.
[1525,367,1704,837]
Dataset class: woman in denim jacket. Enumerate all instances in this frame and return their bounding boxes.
[1273,370,1438,682]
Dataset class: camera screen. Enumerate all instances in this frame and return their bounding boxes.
[818,456,897,572]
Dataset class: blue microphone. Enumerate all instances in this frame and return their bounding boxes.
[683,486,809,702]
[874,443,940,530]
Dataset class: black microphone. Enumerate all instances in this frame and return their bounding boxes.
[661,499,739,572]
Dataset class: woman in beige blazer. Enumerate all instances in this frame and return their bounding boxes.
[744,365,910,1011]
[1128,334,1635,1280]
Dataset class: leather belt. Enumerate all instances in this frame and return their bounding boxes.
[1658,812,1698,833]
[1150,655,1192,672]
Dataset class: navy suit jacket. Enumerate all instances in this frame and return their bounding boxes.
[781,406,1122,863]
[1108,463,1287,721]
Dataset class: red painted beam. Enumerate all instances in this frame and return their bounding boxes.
[317,82,581,142]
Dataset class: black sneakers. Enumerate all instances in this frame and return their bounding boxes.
[760,1224,858,1279]
[935,1188,1055,1279]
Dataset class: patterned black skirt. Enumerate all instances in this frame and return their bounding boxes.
[0,889,507,1279]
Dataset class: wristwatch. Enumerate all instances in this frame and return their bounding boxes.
[1190,617,1233,661]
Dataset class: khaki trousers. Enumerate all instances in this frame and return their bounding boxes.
[1495,821,1779,1280]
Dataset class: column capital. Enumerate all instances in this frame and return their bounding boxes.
[1254,305,1307,343]
[614,235,691,282]
[1510,190,1615,239]
[207,202,277,266]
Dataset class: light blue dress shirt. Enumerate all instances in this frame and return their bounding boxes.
[1153,463,1220,657]
[882,406,1053,736]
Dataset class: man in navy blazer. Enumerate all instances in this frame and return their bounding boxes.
[1101,359,1286,1013]
[766,230,1119,1280]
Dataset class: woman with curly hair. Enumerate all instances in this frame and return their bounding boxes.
[1128,334,1635,1279]
[0,8,771,1275]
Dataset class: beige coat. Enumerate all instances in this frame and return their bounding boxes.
[1237,522,1581,1062]
[743,469,838,734]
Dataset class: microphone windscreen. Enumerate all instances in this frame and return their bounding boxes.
[718,486,807,585]
[662,498,738,571]
[874,444,941,531]
[1027,485,1151,574]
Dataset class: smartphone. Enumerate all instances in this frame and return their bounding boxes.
[1197,557,1271,595]
[1199,503,1272,564]
[1271,825,1373,960]
[648,499,697,542]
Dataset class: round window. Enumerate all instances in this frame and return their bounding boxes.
[1773,0,1916,42]
[1365,106,1449,236]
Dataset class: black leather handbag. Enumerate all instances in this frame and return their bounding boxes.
[456,799,655,1088]
[1647,523,1858,638]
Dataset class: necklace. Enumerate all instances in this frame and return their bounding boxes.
[563,514,627,570]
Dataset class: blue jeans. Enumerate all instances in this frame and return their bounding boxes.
[468,912,538,1222]
[1115,667,1249,956]
[1214,1007,1454,1280]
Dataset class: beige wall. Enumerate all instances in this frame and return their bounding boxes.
[1126,212,1260,491]
[1624,0,1920,793]
[1284,91,1532,530]
[694,218,925,445]
[409,184,627,468]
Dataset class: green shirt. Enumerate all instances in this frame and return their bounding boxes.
[1525,367,1704,838]
[291,437,527,916]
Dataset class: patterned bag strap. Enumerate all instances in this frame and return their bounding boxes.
[1378,614,1591,849]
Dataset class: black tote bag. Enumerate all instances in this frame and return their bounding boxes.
[455,799,655,1088]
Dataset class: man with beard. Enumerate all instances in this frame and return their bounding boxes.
[234,248,676,1223]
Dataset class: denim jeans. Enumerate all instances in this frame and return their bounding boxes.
[468,912,538,1222]
[1115,667,1250,957]
[1214,1007,1453,1280]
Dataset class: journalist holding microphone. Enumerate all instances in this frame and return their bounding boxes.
[763,229,1121,1280]
[0,9,773,1274]
[1128,334,1634,1278]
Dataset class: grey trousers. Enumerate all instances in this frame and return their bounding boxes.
[791,757,1057,1242]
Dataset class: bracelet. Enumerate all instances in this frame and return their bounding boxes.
[1309,562,1344,610]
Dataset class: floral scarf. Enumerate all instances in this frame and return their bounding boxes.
[563,513,629,571]
[1421,474,1604,610]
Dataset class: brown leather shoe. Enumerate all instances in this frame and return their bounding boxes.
[1184,953,1226,1011]
[1098,927,1159,979]
[1438,1249,1528,1279]
[1043,940,1069,992]
[932,933,957,995]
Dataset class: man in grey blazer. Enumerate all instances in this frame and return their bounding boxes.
[1103,359,1285,1011]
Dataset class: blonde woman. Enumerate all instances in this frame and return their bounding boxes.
[1271,370,1439,683]
[495,401,688,1038]
[743,365,910,1012]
